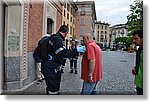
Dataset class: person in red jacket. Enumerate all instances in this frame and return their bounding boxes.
[80,33,102,95]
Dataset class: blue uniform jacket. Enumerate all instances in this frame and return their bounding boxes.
[42,33,79,67]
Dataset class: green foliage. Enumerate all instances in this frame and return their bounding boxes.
[121,37,127,43]
[127,0,143,33]
[114,37,121,43]
[125,36,133,47]
[114,36,132,48]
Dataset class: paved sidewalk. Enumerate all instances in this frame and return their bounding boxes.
[1,81,47,95]
[2,57,82,95]
[2,52,136,95]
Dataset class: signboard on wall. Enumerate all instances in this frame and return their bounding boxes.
[8,35,19,51]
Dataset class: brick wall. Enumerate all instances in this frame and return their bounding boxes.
[56,10,62,32]
[51,2,62,33]
[28,2,44,52]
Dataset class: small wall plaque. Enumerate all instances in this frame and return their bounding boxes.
[8,35,19,51]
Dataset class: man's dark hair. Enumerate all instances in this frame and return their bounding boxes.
[58,25,69,33]
[132,30,143,38]
[72,38,75,41]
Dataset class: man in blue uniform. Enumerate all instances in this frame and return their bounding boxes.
[41,25,85,95]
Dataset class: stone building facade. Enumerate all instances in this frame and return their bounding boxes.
[94,21,110,48]
[0,0,63,92]
[61,0,77,48]
[0,0,98,92]
[74,1,97,43]
[109,24,128,49]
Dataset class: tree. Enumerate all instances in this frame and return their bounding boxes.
[125,36,132,48]
[127,0,143,34]
[114,36,132,48]
[114,37,121,43]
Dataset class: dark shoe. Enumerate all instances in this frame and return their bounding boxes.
[70,70,73,73]
[38,79,43,82]
[75,70,77,74]
[61,69,64,73]
[91,91,97,95]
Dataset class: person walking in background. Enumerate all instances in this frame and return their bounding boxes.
[131,30,143,95]
[40,25,85,95]
[80,33,102,95]
[69,39,78,74]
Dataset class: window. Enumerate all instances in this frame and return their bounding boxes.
[64,0,66,8]
[47,18,54,34]
[70,26,72,35]
[121,30,124,34]
[80,29,84,35]
[101,25,103,29]
[70,16,72,22]
[80,5,85,15]
[118,30,120,34]
[100,37,103,42]
[101,35,103,38]
[97,34,99,41]
[64,10,65,17]
[80,18,84,25]
[71,7,73,15]
[67,24,69,34]
[105,25,107,30]
[67,3,70,12]
[73,19,75,24]
[63,21,65,25]
[67,13,69,20]
[113,31,116,35]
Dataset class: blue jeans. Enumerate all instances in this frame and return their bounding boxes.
[80,81,98,95]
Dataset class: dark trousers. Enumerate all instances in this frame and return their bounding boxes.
[70,59,77,70]
[42,66,61,95]
[62,59,66,66]
[136,87,143,95]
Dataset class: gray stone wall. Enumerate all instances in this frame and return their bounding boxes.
[4,56,22,90]
[4,52,37,91]
[0,0,4,93]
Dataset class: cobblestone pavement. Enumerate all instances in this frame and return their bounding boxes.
[2,51,136,95]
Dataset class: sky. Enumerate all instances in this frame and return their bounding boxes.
[74,0,135,26]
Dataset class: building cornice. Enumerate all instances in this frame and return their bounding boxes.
[3,0,22,5]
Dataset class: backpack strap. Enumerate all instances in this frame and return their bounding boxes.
[49,35,60,45]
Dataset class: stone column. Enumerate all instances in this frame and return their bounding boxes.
[4,5,23,90]
[0,0,5,93]
[3,0,31,90]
